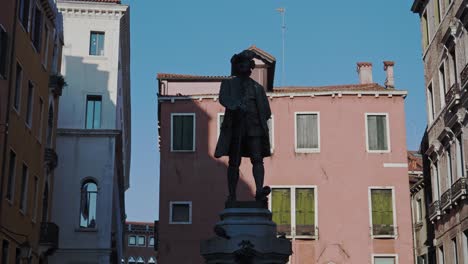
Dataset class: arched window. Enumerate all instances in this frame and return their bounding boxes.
[79,180,98,228]
[136,257,144,264]
[148,257,156,264]
[128,257,136,264]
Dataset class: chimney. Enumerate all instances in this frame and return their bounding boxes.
[357,62,373,84]
[384,61,395,89]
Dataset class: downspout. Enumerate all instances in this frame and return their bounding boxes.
[0,0,19,227]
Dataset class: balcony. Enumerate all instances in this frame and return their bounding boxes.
[445,82,461,110]
[48,74,66,97]
[451,177,467,202]
[44,148,58,171]
[440,189,452,211]
[428,200,441,221]
[39,222,59,256]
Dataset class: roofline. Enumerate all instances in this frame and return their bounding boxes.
[157,74,229,81]
[158,90,408,101]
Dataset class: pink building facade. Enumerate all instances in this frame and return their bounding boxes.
[157,47,414,264]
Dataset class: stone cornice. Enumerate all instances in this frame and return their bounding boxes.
[57,128,121,137]
[57,2,128,18]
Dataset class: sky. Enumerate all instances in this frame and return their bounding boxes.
[123,0,426,221]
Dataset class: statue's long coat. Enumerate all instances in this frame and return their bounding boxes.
[214,77,272,158]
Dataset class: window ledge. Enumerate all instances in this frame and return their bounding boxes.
[367,150,391,154]
[169,221,191,225]
[85,55,107,61]
[295,149,320,153]
[372,235,397,239]
[75,227,98,233]
[170,150,195,153]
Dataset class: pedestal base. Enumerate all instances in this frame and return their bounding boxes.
[201,202,292,264]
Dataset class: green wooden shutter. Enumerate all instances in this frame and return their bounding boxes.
[371,189,394,235]
[295,188,315,236]
[272,188,291,235]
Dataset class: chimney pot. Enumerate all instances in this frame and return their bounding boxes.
[384,61,395,89]
[357,62,373,84]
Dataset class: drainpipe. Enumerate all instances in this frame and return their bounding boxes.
[0,0,20,229]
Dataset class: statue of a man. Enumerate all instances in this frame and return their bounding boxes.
[214,50,272,202]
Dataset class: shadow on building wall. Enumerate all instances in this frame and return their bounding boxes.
[159,97,257,264]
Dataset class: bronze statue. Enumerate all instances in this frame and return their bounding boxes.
[214,50,272,202]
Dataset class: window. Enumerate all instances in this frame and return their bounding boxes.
[89,31,105,56]
[370,188,395,237]
[26,81,34,127]
[295,112,319,152]
[416,198,423,223]
[14,248,20,264]
[433,162,441,199]
[373,256,396,264]
[31,5,42,51]
[0,26,7,78]
[169,201,192,224]
[453,238,459,264]
[463,230,468,262]
[128,257,136,264]
[18,0,31,30]
[137,236,145,246]
[32,177,38,221]
[46,104,54,147]
[171,113,195,152]
[42,26,49,67]
[38,98,44,141]
[435,0,441,26]
[128,235,136,246]
[2,240,9,264]
[14,63,22,111]
[136,257,144,264]
[417,255,426,264]
[6,150,16,201]
[149,236,154,247]
[218,113,274,151]
[439,63,446,106]
[19,164,28,212]
[366,114,389,152]
[85,95,102,129]
[80,180,98,228]
[270,187,316,238]
[422,11,430,49]
[449,47,457,86]
[148,257,156,264]
[427,84,435,122]
[455,135,464,178]
[438,246,445,264]
[446,146,453,188]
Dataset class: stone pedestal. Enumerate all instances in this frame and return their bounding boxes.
[200,201,292,264]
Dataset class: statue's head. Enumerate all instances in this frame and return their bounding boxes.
[230,50,256,77]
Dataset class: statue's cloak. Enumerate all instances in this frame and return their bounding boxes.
[214,77,272,158]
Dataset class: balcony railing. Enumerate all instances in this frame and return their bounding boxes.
[372,224,395,237]
[440,189,452,211]
[451,177,467,201]
[39,222,59,256]
[445,82,461,109]
[461,63,468,87]
[277,224,317,238]
[44,148,58,171]
[428,200,441,221]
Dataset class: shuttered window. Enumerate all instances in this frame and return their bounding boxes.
[295,188,315,236]
[367,114,389,151]
[171,114,195,151]
[371,189,395,236]
[295,113,319,151]
[374,256,396,264]
[272,188,291,236]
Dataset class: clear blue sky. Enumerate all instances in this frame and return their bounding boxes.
[124,0,426,221]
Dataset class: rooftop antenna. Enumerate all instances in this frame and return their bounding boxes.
[276,7,286,86]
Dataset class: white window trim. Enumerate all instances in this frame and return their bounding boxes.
[372,254,399,264]
[169,201,192,224]
[89,31,105,57]
[294,112,320,153]
[268,185,318,239]
[368,186,397,239]
[365,113,391,153]
[170,113,196,152]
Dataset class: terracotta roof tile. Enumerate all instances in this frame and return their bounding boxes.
[408,151,423,172]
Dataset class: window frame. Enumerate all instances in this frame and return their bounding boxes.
[85,94,102,129]
[372,254,398,264]
[25,80,34,128]
[427,82,435,123]
[452,237,459,264]
[294,112,320,153]
[128,235,136,246]
[137,235,146,247]
[368,187,397,239]
[31,176,38,222]
[149,236,155,247]
[170,113,196,152]
[0,24,8,79]
[438,245,445,264]
[169,201,192,225]
[6,148,17,203]
[79,179,98,229]
[89,31,105,56]
[416,198,423,224]
[19,162,29,213]
[13,62,23,113]
[439,60,447,108]
[268,185,318,239]
[37,97,44,143]
[30,3,43,53]
[365,113,391,153]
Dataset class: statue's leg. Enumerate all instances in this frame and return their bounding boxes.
[249,137,264,200]
[227,135,242,201]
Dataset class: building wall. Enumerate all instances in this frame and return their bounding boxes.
[413,0,468,263]
[158,90,413,263]
[0,0,63,263]
[123,222,157,264]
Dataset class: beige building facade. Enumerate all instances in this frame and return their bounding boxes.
[412,0,468,263]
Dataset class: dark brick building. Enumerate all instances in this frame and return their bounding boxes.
[123,221,157,264]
